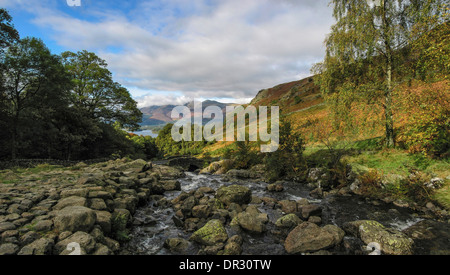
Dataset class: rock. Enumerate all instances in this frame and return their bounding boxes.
[113,196,138,214]
[192,205,211,219]
[350,178,363,195]
[216,185,252,206]
[53,206,97,233]
[53,196,87,210]
[95,211,112,234]
[403,220,450,255]
[308,216,322,225]
[223,236,243,255]
[164,238,190,253]
[284,222,344,254]
[190,219,228,246]
[181,196,198,217]
[200,161,224,174]
[225,169,257,179]
[267,182,284,192]
[18,238,54,255]
[104,237,120,253]
[55,231,97,255]
[20,231,40,246]
[0,222,16,233]
[233,206,269,234]
[309,187,323,199]
[275,214,303,228]
[88,191,113,200]
[60,189,89,198]
[33,220,53,232]
[160,180,181,191]
[92,244,114,255]
[0,243,19,255]
[278,200,297,214]
[167,157,204,172]
[89,198,108,211]
[140,162,153,173]
[426,178,444,189]
[299,205,322,220]
[343,220,414,255]
[307,168,329,189]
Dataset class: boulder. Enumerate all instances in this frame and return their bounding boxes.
[33,220,53,232]
[267,182,284,192]
[60,189,89,198]
[200,161,223,174]
[343,220,414,255]
[190,219,228,246]
[53,206,97,233]
[18,238,54,255]
[53,196,87,211]
[0,222,16,233]
[55,231,97,255]
[216,185,252,206]
[299,205,322,220]
[226,169,257,179]
[160,180,181,191]
[278,200,298,214]
[0,243,19,255]
[233,206,269,234]
[284,222,344,254]
[95,211,112,234]
[275,214,303,228]
[192,205,211,219]
[164,238,191,253]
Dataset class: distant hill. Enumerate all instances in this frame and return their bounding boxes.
[139,100,232,126]
[250,76,322,115]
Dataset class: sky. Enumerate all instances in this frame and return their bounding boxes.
[1,0,334,107]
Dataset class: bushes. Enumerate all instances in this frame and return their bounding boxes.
[263,118,305,181]
[356,168,441,207]
[395,80,450,157]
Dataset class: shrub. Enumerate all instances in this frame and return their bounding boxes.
[358,169,384,197]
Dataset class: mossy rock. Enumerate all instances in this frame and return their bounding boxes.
[216,185,251,206]
[275,214,302,228]
[344,220,414,255]
[189,219,228,246]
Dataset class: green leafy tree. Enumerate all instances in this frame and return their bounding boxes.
[1,37,70,159]
[313,0,445,147]
[61,50,142,130]
[0,8,19,51]
[264,118,305,181]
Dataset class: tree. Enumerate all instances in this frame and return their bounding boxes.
[313,0,445,147]
[0,8,19,51]
[61,50,142,130]
[1,37,71,159]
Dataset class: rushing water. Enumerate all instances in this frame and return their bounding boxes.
[122,172,438,255]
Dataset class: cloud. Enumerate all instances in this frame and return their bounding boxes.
[14,0,334,106]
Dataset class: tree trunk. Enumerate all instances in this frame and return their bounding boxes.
[385,58,395,148]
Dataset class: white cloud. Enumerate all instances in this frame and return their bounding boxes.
[15,0,334,106]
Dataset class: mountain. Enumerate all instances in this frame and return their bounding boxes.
[139,100,233,126]
[250,76,322,114]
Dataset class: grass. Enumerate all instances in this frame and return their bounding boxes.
[0,163,64,184]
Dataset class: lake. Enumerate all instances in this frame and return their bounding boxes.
[132,130,159,138]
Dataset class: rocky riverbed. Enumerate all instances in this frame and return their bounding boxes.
[0,158,449,255]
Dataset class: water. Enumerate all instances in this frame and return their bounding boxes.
[122,172,441,255]
[132,130,159,138]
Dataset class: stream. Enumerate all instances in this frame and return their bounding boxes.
[121,172,449,255]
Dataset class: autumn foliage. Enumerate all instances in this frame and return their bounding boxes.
[395,80,450,157]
